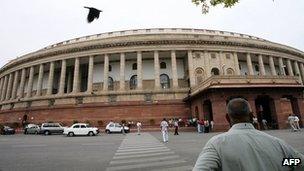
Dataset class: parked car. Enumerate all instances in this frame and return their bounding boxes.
[0,126,15,135]
[105,123,129,134]
[39,123,64,135]
[63,123,99,136]
[24,124,40,134]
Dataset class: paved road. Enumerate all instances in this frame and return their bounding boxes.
[0,129,303,171]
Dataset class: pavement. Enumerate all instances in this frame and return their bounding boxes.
[0,129,303,171]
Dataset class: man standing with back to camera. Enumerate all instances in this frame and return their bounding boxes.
[193,98,304,171]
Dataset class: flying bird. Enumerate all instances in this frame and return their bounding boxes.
[84,6,102,23]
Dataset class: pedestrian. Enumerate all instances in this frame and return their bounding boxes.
[200,119,205,133]
[252,115,259,129]
[197,119,202,133]
[174,119,179,135]
[288,114,297,131]
[262,119,268,130]
[294,114,301,130]
[122,123,126,135]
[160,118,169,143]
[210,120,214,132]
[204,120,210,133]
[136,121,142,135]
[193,98,304,170]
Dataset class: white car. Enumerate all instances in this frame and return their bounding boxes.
[63,123,99,136]
[105,123,130,134]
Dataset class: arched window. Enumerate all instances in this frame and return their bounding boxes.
[226,68,234,75]
[211,68,220,76]
[130,75,137,90]
[160,62,167,69]
[160,74,170,89]
[108,77,114,90]
[132,63,137,70]
[195,68,205,84]
[109,65,112,72]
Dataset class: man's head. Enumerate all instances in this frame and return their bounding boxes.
[226,98,252,125]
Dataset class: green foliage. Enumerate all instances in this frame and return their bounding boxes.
[73,120,79,124]
[192,0,239,14]
[149,119,155,126]
[97,120,104,126]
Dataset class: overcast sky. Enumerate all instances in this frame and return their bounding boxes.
[1,0,303,68]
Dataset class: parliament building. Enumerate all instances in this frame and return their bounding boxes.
[0,28,303,130]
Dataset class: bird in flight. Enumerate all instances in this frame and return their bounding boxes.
[84,6,103,23]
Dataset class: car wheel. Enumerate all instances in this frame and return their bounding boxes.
[44,131,50,135]
[105,130,110,134]
[88,131,94,136]
[68,132,74,137]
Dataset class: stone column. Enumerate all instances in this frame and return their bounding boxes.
[36,64,44,96]
[219,52,225,75]
[67,70,72,93]
[188,50,195,87]
[87,56,94,93]
[171,50,178,88]
[278,57,285,75]
[47,62,55,95]
[58,60,66,95]
[204,51,211,78]
[299,63,304,82]
[233,52,241,75]
[119,53,125,91]
[258,54,266,76]
[246,53,254,75]
[1,76,8,101]
[18,68,26,98]
[137,51,143,90]
[72,58,80,93]
[5,73,13,100]
[11,70,19,99]
[26,66,34,98]
[287,59,294,76]
[154,51,160,89]
[0,78,3,100]
[293,61,302,83]
[269,56,277,76]
[103,54,109,91]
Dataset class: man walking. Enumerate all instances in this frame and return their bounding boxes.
[194,98,304,171]
[294,114,301,130]
[136,121,142,135]
[174,119,179,135]
[160,118,169,143]
[288,114,297,131]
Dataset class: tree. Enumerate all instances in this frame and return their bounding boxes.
[192,0,239,14]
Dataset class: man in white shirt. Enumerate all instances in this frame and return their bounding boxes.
[193,98,304,171]
[294,115,301,130]
[288,114,297,131]
[160,118,169,143]
[136,121,142,135]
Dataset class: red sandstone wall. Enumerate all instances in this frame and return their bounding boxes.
[0,101,191,128]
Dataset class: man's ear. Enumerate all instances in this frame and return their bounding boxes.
[226,113,231,127]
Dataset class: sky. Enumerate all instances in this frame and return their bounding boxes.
[0,0,303,68]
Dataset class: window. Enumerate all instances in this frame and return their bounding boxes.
[132,63,137,70]
[211,68,220,75]
[109,65,112,72]
[73,125,80,128]
[80,125,86,128]
[160,74,170,89]
[195,68,205,84]
[226,68,234,75]
[255,65,259,72]
[108,77,114,91]
[160,62,167,69]
[211,53,216,59]
[130,75,137,90]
